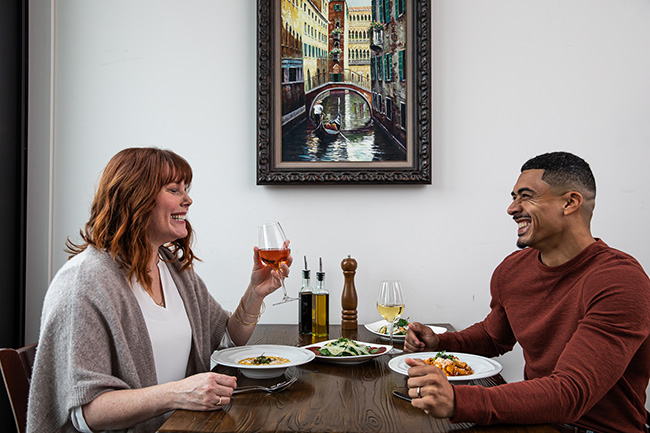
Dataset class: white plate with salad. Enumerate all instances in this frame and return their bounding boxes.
[303,338,392,365]
[364,319,448,341]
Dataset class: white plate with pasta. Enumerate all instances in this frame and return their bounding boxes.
[364,320,448,341]
[388,351,502,381]
[212,345,315,379]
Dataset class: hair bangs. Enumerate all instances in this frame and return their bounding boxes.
[159,150,193,188]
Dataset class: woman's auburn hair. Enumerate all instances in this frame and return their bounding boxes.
[66,147,197,293]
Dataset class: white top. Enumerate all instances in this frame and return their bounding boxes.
[131,259,192,384]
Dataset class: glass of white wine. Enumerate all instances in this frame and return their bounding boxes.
[376,280,405,353]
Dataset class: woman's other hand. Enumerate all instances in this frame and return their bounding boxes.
[82,372,238,430]
[171,372,237,411]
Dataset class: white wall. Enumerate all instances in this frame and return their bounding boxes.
[27,0,650,388]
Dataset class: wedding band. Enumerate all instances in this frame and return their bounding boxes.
[217,396,222,406]
[417,386,422,398]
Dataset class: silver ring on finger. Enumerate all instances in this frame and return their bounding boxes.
[417,386,423,398]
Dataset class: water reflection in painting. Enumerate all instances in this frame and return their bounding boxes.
[282,90,406,162]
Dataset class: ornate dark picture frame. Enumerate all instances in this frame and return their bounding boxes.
[257,0,431,185]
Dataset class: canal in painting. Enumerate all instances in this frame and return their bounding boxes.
[282,90,406,162]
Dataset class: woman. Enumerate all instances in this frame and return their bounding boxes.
[26,148,291,432]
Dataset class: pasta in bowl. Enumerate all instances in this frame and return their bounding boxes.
[424,351,474,376]
[388,351,502,381]
[212,345,314,379]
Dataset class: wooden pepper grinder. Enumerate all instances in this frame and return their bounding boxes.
[341,255,358,330]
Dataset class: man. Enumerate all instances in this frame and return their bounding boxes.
[313,100,323,125]
[405,152,650,432]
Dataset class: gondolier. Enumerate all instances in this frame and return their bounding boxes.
[313,100,323,124]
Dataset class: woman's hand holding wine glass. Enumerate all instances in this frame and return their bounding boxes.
[258,222,297,305]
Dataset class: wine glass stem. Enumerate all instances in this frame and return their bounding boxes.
[279,274,288,297]
[271,263,296,305]
[389,321,394,349]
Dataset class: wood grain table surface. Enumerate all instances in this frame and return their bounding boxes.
[157,324,561,433]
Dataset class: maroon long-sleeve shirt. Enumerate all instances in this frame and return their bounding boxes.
[441,240,650,432]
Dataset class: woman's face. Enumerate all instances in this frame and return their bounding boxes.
[148,180,192,248]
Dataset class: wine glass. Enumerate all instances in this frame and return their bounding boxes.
[376,280,405,353]
[258,222,297,305]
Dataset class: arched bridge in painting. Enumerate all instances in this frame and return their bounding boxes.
[304,70,372,120]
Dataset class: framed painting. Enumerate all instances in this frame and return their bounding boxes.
[257,0,431,185]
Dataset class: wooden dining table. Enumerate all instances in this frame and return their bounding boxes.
[157,324,562,433]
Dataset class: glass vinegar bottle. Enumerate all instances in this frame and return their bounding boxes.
[312,259,329,338]
[298,259,313,334]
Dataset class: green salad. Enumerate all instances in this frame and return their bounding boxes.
[378,317,409,335]
[316,338,383,357]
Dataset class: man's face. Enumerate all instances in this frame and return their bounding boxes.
[507,169,567,250]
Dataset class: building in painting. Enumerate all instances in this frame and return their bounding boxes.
[281,0,331,132]
[347,7,371,85]
[301,0,330,92]
[370,0,407,148]
[327,0,348,82]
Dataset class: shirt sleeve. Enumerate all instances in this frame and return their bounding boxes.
[70,406,100,433]
[219,327,235,349]
[438,287,517,358]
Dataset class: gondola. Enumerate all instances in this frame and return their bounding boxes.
[314,112,342,141]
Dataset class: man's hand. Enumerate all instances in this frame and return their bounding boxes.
[404,322,440,353]
[406,358,455,418]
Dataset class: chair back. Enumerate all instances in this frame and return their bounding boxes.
[0,343,37,433]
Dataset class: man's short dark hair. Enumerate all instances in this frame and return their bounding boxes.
[521,151,596,198]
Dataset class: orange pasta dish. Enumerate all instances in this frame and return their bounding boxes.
[238,355,290,366]
[424,351,473,376]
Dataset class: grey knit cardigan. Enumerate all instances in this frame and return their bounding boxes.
[26,246,230,432]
